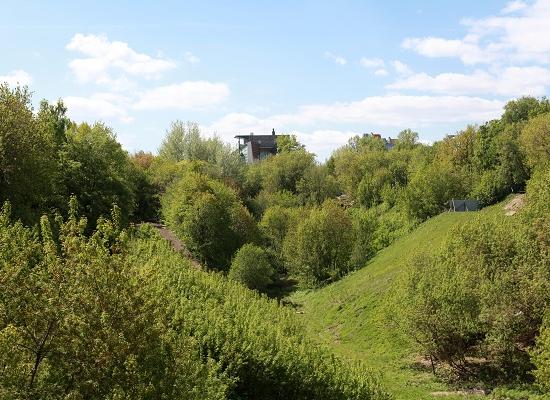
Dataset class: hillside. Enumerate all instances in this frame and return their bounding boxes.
[290,205,506,400]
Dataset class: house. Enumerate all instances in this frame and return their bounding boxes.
[235,129,280,163]
[366,132,397,150]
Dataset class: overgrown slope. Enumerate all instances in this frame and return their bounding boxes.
[289,206,506,399]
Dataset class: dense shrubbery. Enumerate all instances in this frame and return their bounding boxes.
[162,171,258,270]
[129,226,391,400]
[0,202,390,399]
[397,171,550,385]
[0,201,227,399]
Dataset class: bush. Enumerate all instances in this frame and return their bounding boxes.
[398,212,550,382]
[0,202,226,399]
[228,244,274,291]
[284,200,354,287]
[348,208,378,268]
[531,314,550,391]
[162,171,258,270]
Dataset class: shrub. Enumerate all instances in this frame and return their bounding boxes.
[348,207,378,268]
[398,212,550,381]
[520,111,550,170]
[284,200,354,287]
[531,314,550,391]
[228,244,274,291]
[0,202,227,399]
[162,172,258,270]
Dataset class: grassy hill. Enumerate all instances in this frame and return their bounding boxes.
[289,205,506,399]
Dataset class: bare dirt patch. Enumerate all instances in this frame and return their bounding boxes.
[504,193,526,216]
[147,223,202,269]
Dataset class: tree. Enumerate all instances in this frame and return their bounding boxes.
[162,172,257,270]
[276,134,305,153]
[348,208,378,268]
[60,122,137,227]
[398,213,550,381]
[228,244,274,291]
[396,128,419,150]
[158,120,244,183]
[520,112,550,170]
[259,150,315,194]
[502,96,550,125]
[284,200,354,287]
[296,165,340,205]
[405,162,466,220]
[0,85,58,223]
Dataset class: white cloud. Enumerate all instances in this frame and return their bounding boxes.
[296,95,503,126]
[402,37,485,65]
[205,95,504,140]
[66,33,176,84]
[392,60,413,76]
[298,129,360,156]
[360,57,385,68]
[388,66,550,96]
[374,69,389,76]
[184,51,200,64]
[324,51,347,65]
[403,0,550,65]
[64,93,133,123]
[134,81,230,110]
[502,0,528,13]
[0,70,32,86]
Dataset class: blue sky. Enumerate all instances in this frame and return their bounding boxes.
[2,0,549,159]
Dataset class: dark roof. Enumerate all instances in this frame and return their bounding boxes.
[235,134,278,148]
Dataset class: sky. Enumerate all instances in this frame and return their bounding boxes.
[2,0,549,160]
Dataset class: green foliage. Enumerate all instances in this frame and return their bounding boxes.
[162,171,257,270]
[531,314,550,391]
[60,122,137,227]
[228,243,274,291]
[502,96,550,125]
[398,212,550,381]
[395,129,419,150]
[290,209,475,400]
[0,85,58,223]
[158,120,244,183]
[348,207,378,268]
[404,162,466,220]
[296,165,340,205]
[522,168,550,220]
[521,113,550,170]
[259,149,316,194]
[284,200,354,287]
[276,134,305,153]
[129,227,390,400]
[0,202,227,399]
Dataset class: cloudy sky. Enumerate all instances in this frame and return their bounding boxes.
[2,0,548,159]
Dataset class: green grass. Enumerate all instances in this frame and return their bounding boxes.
[289,205,507,399]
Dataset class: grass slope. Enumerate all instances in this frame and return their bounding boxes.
[290,206,504,399]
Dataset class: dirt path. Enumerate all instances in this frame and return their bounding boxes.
[504,193,526,216]
[147,223,202,269]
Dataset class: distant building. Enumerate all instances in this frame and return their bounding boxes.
[365,132,397,150]
[235,129,280,163]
